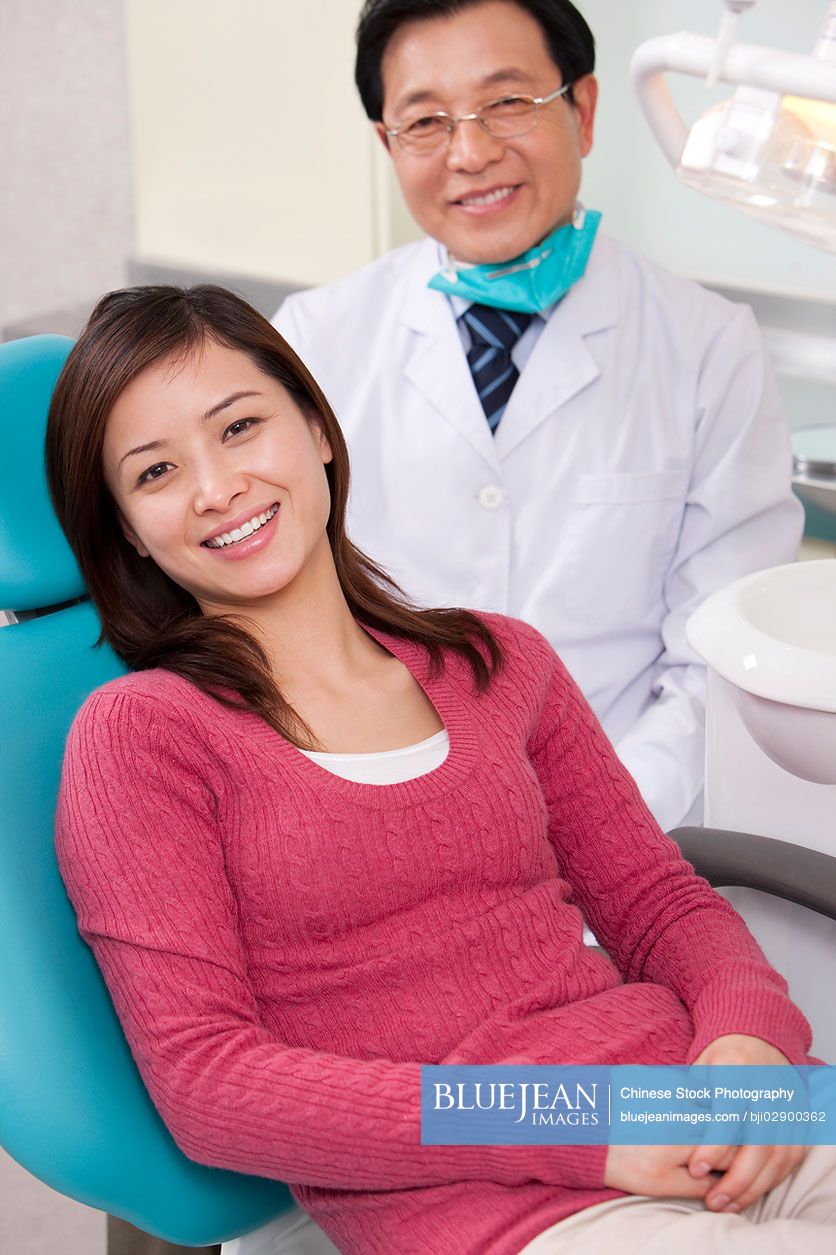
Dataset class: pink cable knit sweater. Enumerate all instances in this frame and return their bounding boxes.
[56,614,811,1255]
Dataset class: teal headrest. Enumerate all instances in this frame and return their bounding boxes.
[0,335,85,611]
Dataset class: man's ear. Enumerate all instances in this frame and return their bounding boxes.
[374,121,392,154]
[118,510,150,559]
[571,75,598,158]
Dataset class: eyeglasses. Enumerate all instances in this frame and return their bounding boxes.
[384,83,573,155]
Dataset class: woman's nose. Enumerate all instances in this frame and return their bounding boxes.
[192,460,249,515]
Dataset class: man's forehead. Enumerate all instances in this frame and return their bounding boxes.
[391,66,539,113]
[380,1,558,115]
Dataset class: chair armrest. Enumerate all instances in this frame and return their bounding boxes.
[670,826,836,924]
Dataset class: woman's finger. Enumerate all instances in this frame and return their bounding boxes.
[704,1144,770,1210]
[663,1167,715,1200]
[705,1144,806,1212]
[605,1144,714,1199]
[718,1146,808,1213]
[688,1143,737,1178]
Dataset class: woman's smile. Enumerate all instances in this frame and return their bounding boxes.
[201,501,280,559]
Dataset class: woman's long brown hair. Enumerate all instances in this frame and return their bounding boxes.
[46,285,503,747]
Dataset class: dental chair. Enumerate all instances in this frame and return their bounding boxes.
[1,335,835,1251]
[670,826,836,1062]
[0,335,292,1248]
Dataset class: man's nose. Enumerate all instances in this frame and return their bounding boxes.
[445,117,505,172]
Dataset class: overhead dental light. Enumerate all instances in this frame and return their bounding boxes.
[631,0,836,251]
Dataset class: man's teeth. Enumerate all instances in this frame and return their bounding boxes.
[205,504,278,548]
[461,186,515,206]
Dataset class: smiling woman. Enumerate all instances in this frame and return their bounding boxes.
[44,284,836,1255]
[45,285,500,750]
[101,339,335,615]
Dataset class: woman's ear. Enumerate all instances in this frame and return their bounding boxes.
[316,425,333,465]
[118,509,150,558]
[306,411,333,464]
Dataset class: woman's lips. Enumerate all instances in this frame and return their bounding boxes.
[202,504,280,562]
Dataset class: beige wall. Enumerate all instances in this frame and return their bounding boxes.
[0,0,134,330]
[124,0,412,286]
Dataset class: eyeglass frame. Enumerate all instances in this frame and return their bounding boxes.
[383,82,573,152]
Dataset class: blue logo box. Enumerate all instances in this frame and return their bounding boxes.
[421,1065,836,1146]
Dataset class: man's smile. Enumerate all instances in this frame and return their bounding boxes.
[451,183,523,214]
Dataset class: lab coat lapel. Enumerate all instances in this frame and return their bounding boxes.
[399,240,501,475]
[493,237,620,460]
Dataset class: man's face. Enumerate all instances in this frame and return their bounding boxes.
[377,0,597,264]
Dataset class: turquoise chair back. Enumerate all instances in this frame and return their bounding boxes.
[0,335,292,1245]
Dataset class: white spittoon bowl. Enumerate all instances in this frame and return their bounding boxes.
[687,560,836,785]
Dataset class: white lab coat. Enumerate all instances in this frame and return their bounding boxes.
[274,232,803,831]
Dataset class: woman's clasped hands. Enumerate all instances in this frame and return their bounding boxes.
[603,1034,808,1213]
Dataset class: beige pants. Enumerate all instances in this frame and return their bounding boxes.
[520,1145,836,1254]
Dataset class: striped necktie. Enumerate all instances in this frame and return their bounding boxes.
[461,304,533,433]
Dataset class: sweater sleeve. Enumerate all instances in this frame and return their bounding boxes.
[525,635,812,1066]
[56,685,600,1191]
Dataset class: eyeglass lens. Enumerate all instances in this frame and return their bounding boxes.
[398,95,541,151]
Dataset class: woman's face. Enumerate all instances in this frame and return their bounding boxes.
[102,338,334,617]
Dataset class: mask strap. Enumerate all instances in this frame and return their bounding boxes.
[486,250,553,280]
[443,201,587,281]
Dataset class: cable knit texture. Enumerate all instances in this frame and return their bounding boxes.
[56,614,811,1254]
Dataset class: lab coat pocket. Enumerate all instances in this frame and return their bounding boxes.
[564,469,689,625]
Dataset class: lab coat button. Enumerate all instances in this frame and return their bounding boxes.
[478,485,506,510]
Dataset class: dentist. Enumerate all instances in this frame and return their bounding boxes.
[274,0,802,831]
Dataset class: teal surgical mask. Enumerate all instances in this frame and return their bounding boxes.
[428,206,602,314]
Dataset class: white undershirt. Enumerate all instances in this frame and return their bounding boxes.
[300,729,450,784]
[227,732,450,1255]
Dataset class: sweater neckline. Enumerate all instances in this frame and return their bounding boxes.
[246,623,482,810]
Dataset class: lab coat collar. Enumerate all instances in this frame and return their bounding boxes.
[400,238,501,473]
[398,234,619,466]
[496,234,620,459]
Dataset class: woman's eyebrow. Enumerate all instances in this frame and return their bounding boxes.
[118,391,265,467]
[200,390,263,423]
[119,438,167,468]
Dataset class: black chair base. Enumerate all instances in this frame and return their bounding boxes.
[107,1216,221,1255]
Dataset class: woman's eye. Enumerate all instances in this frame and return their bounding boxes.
[223,417,258,439]
[137,462,172,485]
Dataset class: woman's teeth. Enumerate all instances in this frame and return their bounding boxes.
[205,503,279,549]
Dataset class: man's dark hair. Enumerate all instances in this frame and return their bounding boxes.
[355,0,595,122]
